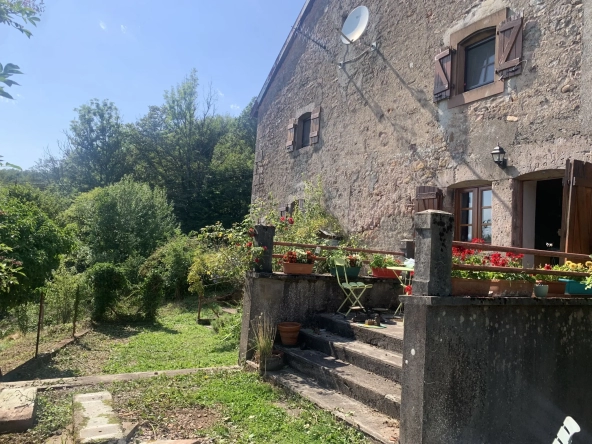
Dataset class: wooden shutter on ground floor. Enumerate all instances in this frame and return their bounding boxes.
[496,14,523,80]
[433,48,452,102]
[310,108,320,145]
[560,159,592,254]
[415,186,444,213]
[286,118,298,152]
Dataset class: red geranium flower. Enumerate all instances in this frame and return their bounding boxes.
[280,216,286,222]
[246,242,252,248]
[288,217,294,224]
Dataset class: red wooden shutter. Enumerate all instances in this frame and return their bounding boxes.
[415,186,443,213]
[286,118,298,152]
[433,48,452,102]
[496,15,523,80]
[310,108,321,145]
[560,159,592,254]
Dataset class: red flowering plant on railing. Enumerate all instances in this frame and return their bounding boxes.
[282,249,316,264]
[451,239,534,281]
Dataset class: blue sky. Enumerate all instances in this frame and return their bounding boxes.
[0,0,304,169]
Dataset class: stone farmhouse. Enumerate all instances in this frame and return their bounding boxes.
[251,0,591,259]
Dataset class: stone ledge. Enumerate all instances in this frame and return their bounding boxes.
[400,295,592,306]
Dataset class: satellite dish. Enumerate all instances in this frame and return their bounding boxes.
[341,6,370,44]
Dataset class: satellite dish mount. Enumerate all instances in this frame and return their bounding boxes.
[338,6,376,50]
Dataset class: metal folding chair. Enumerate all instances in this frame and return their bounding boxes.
[553,416,580,444]
[334,258,373,315]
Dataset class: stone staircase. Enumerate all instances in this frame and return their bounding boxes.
[269,313,404,444]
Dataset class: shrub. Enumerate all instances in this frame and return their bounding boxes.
[87,262,129,321]
[43,264,90,326]
[140,271,164,321]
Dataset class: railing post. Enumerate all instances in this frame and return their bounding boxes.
[413,210,453,297]
[254,224,275,273]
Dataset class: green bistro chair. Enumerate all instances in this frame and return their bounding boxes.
[334,258,373,315]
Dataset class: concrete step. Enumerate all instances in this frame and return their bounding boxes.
[262,366,399,444]
[73,391,124,443]
[300,328,403,382]
[0,387,37,433]
[279,346,401,419]
[316,313,404,354]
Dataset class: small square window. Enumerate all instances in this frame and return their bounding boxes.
[465,36,495,91]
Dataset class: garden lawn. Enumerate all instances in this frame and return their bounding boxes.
[103,305,237,373]
[0,371,370,444]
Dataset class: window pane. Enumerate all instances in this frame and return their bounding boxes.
[465,37,495,90]
[482,208,492,225]
[460,191,473,208]
[461,210,472,224]
[461,226,473,242]
[481,189,492,207]
[301,119,311,147]
[481,225,492,243]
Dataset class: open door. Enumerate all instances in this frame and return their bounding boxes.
[560,159,592,254]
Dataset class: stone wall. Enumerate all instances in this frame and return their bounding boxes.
[400,296,592,443]
[239,272,401,361]
[253,0,587,248]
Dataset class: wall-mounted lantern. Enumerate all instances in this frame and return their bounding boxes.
[491,145,507,169]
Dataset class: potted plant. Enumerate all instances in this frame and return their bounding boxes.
[451,239,492,296]
[534,264,567,296]
[281,249,316,275]
[327,250,362,278]
[369,254,402,278]
[487,252,535,297]
[534,281,549,298]
[559,260,592,296]
[251,313,284,373]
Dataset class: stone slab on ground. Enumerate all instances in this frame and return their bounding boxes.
[254,363,399,444]
[0,387,38,433]
[73,391,123,443]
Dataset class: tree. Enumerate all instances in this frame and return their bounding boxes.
[61,99,128,191]
[63,178,178,265]
[0,0,43,99]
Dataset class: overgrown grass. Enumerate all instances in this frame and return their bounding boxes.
[103,302,238,374]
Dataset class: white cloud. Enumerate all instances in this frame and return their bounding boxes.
[230,104,241,111]
[120,25,127,34]
[99,21,107,31]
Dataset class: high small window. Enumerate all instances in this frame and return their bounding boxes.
[285,107,321,152]
[455,187,492,243]
[300,113,312,149]
[465,36,495,91]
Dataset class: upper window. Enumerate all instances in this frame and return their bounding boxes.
[433,9,523,107]
[285,108,321,152]
[455,187,492,243]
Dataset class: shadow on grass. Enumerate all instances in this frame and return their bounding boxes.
[2,351,81,382]
[92,320,179,340]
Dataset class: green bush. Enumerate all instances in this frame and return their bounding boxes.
[140,272,164,321]
[87,262,129,321]
[43,264,90,326]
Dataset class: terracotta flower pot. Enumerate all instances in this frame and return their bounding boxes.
[489,279,534,297]
[282,263,314,275]
[371,267,399,278]
[277,322,301,346]
[451,278,492,296]
[544,281,566,296]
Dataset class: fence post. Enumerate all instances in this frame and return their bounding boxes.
[412,210,453,297]
[72,284,81,337]
[254,224,275,273]
[35,293,45,359]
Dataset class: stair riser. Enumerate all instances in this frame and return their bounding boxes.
[301,332,402,382]
[284,352,400,418]
[317,316,403,354]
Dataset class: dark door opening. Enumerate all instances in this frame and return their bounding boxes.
[534,179,563,265]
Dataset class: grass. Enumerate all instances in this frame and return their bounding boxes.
[0,371,370,444]
[0,298,240,381]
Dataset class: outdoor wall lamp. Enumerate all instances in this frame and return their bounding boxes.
[491,145,507,169]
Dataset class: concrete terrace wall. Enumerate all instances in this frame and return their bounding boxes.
[400,296,592,444]
[253,0,587,248]
[238,272,401,361]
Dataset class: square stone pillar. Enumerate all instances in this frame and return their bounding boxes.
[412,210,454,297]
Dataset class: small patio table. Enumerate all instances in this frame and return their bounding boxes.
[387,266,414,316]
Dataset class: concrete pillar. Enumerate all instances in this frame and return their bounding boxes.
[412,210,453,297]
[253,224,275,273]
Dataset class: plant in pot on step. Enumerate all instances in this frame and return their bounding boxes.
[534,264,568,296]
[250,313,284,373]
[534,280,549,298]
[281,249,316,275]
[327,249,363,278]
[369,254,402,278]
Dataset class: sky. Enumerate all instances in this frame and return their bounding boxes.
[0,0,304,170]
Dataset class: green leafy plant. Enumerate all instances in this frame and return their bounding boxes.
[369,254,402,269]
[87,262,129,321]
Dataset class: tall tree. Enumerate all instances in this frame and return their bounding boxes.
[61,99,127,191]
[0,0,43,99]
